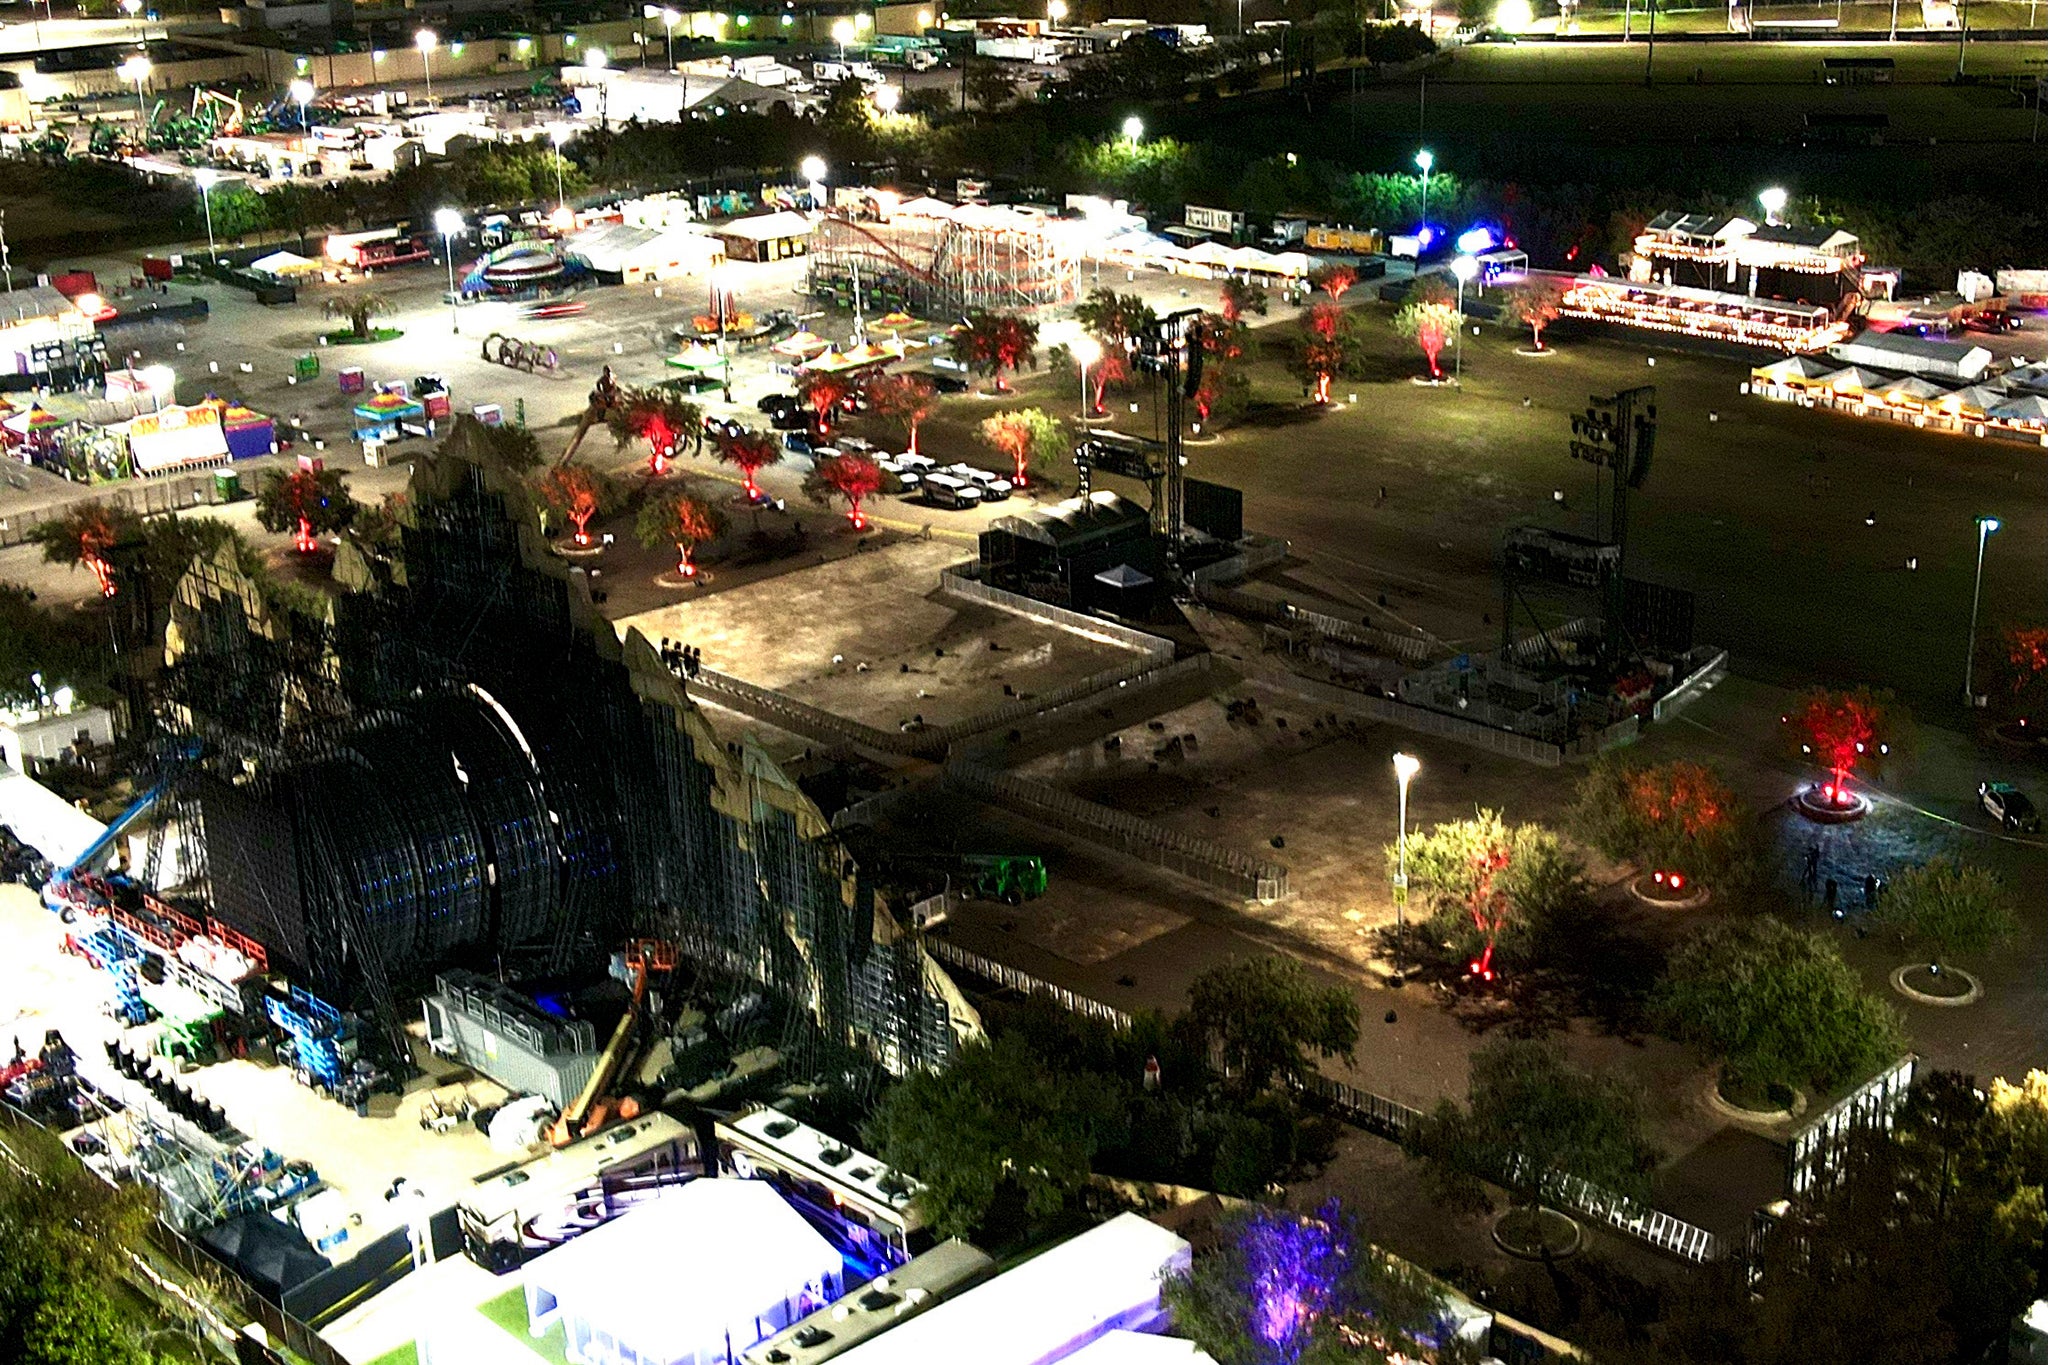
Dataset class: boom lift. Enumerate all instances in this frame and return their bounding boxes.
[547,939,676,1146]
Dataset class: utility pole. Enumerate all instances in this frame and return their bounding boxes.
[1569,386,1658,659]
[1645,0,1657,84]
[0,210,13,293]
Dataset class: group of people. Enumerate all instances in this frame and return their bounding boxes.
[1802,844,1882,918]
[660,638,703,679]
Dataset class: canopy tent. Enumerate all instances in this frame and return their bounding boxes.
[353,392,425,425]
[2,405,68,438]
[249,250,322,278]
[124,403,230,475]
[772,329,831,359]
[1182,241,1236,268]
[665,341,729,372]
[1878,376,1951,406]
[877,311,918,328]
[1752,355,1838,387]
[804,340,903,374]
[1989,394,2048,425]
[1823,366,1893,393]
[892,196,957,220]
[523,1179,843,1365]
[1937,384,2010,417]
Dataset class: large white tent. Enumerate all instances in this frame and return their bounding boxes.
[523,1179,842,1365]
[567,223,725,283]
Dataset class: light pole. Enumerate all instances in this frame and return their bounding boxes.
[1758,185,1788,227]
[1392,752,1420,929]
[1963,515,2000,705]
[415,28,438,108]
[195,169,219,266]
[550,126,569,217]
[1450,253,1477,386]
[1122,114,1144,143]
[1072,333,1101,422]
[662,8,678,68]
[434,207,463,334]
[121,0,141,39]
[1414,148,1433,233]
[120,56,152,141]
[1049,0,1068,21]
[833,17,855,61]
[801,153,827,210]
[289,77,314,131]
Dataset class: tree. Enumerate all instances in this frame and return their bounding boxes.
[964,62,1018,110]
[979,408,1066,488]
[1309,263,1357,301]
[1219,277,1268,323]
[864,372,938,455]
[1870,857,2019,974]
[1185,956,1359,1096]
[254,466,356,552]
[0,584,104,709]
[1193,313,1253,430]
[1655,917,1904,1098]
[636,489,724,577]
[1783,685,1909,803]
[810,452,886,529]
[1075,287,1157,352]
[36,500,140,597]
[440,418,543,473]
[323,288,393,341]
[1162,1200,1443,1365]
[714,429,782,501]
[862,1033,1124,1240]
[607,388,701,475]
[1992,625,2048,730]
[1390,810,1587,982]
[1393,297,1459,380]
[0,1121,158,1365]
[951,311,1040,392]
[1569,757,1754,891]
[1408,1037,1659,1216]
[1293,302,1347,404]
[798,370,854,436]
[535,465,617,545]
[1506,276,1567,351]
[204,180,266,242]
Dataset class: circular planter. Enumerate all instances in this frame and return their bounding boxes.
[1409,376,1451,388]
[1492,1207,1583,1262]
[1891,963,1982,1007]
[1627,872,1711,909]
[653,569,712,590]
[1515,346,1558,358]
[1991,720,2047,751]
[552,538,604,560]
[1706,1074,1807,1124]
[1793,784,1870,824]
[321,328,403,346]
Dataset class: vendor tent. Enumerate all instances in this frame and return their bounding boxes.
[772,329,831,359]
[666,341,728,372]
[1878,376,1951,406]
[249,250,322,278]
[124,403,230,475]
[893,196,957,220]
[1989,395,2048,425]
[1939,384,2009,417]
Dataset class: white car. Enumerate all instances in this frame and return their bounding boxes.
[945,463,1013,500]
[875,455,922,489]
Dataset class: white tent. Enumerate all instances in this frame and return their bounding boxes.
[1989,395,2048,425]
[524,1180,843,1365]
[892,196,957,220]
[568,223,724,282]
[122,403,230,475]
[249,250,322,278]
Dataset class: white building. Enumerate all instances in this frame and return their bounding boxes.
[0,286,95,379]
[1,701,114,774]
[522,1179,843,1365]
[1825,330,1993,383]
[565,223,726,283]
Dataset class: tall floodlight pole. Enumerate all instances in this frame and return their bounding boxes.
[1392,753,1420,929]
[663,8,679,68]
[1072,333,1101,423]
[290,77,314,130]
[1451,254,1477,386]
[1963,515,2000,705]
[121,56,153,139]
[435,208,463,334]
[416,29,438,107]
[195,169,219,265]
[1414,148,1433,235]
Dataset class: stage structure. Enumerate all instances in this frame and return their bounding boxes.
[147,422,971,1077]
[806,213,1079,318]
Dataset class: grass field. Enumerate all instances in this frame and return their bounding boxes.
[923,303,2046,721]
[1557,0,2048,35]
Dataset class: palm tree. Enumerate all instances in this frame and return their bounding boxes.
[324,289,393,341]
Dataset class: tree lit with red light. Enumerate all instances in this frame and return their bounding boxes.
[799,371,851,435]
[538,465,608,545]
[816,452,883,530]
[1784,686,1904,807]
[637,490,723,577]
[1295,303,1346,405]
[715,429,782,501]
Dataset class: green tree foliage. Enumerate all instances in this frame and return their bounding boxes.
[1870,857,2019,972]
[863,373,938,455]
[1074,287,1157,348]
[951,312,1040,391]
[36,500,140,593]
[323,289,393,341]
[0,1123,158,1365]
[1162,1200,1443,1365]
[863,1033,1125,1240]
[1569,757,1756,889]
[1387,810,1591,979]
[440,419,544,473]
[1408,1037,1660,1213]
[1654,917,1904,1096]
[1393,297,1460,380]
[635,490,724,572]
[1219,278,1268,323]
[254,466,357,542]
[978,407,1068,486]
[964,63,1018,111]
[1185,956,1358,1095]
[0,584,105,708]
[202,181,266,242]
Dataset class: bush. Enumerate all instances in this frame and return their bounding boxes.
[1569,757,1758,890]
[1386,810,1594,980]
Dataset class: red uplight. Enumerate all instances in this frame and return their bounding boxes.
[1669,873,1685,891]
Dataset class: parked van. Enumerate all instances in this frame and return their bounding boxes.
[945,463,1014,501]
[920,473,984,509]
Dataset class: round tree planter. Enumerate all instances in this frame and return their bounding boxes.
[1515,346,1558,358]
[1793,785,1870,824]
[1492,1207,1583,1262]
[1891,963,1982,1007]
[653,569,712,590]
[552,539,604,560]
[1991,720,2046,751]
[1409,376,1451,388]
[1706,1074,1807,1124]
[1627,872,1711,910]
[321,328,404,346]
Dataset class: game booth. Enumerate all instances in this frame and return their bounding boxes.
[122,403,232,476]
[352,389,428,444]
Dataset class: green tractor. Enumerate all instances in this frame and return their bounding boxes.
[957,854,1047,905]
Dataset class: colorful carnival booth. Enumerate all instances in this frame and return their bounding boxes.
[352,389,427,443]
[123,403,231,476]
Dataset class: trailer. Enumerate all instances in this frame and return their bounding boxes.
[1304,224,1383,254]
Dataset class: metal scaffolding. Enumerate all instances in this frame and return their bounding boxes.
[806,215,1078,319]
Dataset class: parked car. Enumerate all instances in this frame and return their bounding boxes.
[757,392,801,415]
[906,368,969,394]
[919,472,984,509]
[945,463,1013,501]
[769,408,814,432]
[1979,781,2040,833]
[876,455,922,489]
[782,430,826,457]
[702,415,745,442]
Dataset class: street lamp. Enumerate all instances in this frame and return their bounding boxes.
[289,77,314,130]
[1071,333,1101,422]
[873,82,900,113]
[434,207,463,334]
[832,17,855,59]
[1758,185,1788,227]
[1963,515,2000,705]
[1450,253,1478,386]
[120,55,152,137]
[661,8,679,68]
[1121,114,1143,142]
[1414,148,1434,231]
[194,168,219,265]
[1392,752,1420,930]
[415,28,438,108]
[801,153,827,206]
[1048,0,1067,20]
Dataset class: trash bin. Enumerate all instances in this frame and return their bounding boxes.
[338,366,366,395]
[295,353,320,381]
[213,470,244,502]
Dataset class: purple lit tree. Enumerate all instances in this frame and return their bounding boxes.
[1162,1200,1442,1365]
